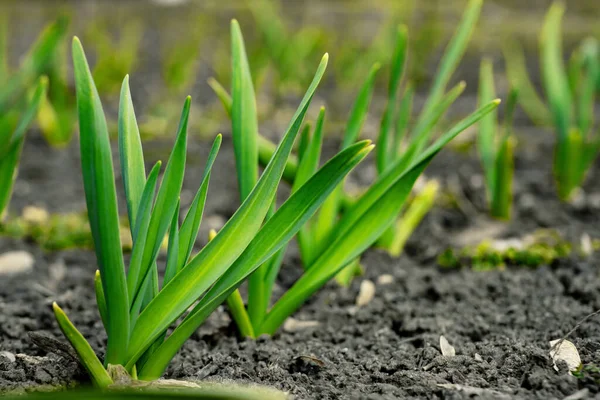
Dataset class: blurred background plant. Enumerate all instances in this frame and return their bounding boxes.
[0,0,599,240]
[1,0,598,140]
[0,16,66,220]
[503,3,600,201]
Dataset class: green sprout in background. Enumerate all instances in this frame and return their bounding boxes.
[54,23,372,385]
[0,17,66,220]
[477,59,518,220]
[504,2,600,201]
[210,1,499,337]
[37,17,78,147]
[211,0,494,286]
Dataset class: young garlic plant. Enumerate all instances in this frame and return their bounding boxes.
[37,16,78,147]
[0,17,66,219]
[53,24,371,386]
[210,1,500,336]
[211,0,495,288]
[477,59,518,220]
[504,2,600,200]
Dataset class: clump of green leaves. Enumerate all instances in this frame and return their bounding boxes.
[54,26,370,386]
[438,230,572,270]
[504,3,600,201]
[0,18,66,219]
[210,0,499,336]
[212,0,496,287]
[477,59,518,220]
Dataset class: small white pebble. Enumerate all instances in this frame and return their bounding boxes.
[0,251,34,275]
[22,206,49,224]
[474,353,483,362]
[581,233,593,256]
[356,280,376,307]
[283,318,320,332]
[376,274,394,285]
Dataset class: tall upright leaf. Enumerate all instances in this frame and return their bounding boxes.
[231,19,259,201]
[125,54,329,368]
[72,37,129,365]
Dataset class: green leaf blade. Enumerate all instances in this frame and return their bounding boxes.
[231,19,259,201]
[118,75,146,231]
[126,53,329,369]
[477,58,498,196]
[53,303,112,388]
[178,134,222,269]
[72,37,129,365]
[137,139,372,379]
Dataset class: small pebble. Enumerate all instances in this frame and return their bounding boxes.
[283,318,320,332]
[22,206,49,224]
[474,353,483,362]
[0,251,35,275]
[581,233,593,256]
[356,280,375,307]
[377,274,394,285]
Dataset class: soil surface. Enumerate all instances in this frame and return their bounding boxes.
[2,113,600,399]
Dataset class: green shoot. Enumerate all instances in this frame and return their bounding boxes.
[0,17,67,111]
[55,25,369,386]
[37,16,78,147]
[209,0,490,289]
[206,1,498,338]
[0,77,48,221]
[0,17,66,219]
[504,2,600,200]
[477,59,517,220]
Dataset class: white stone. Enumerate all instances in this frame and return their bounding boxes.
[283,318,320,332]
[0,251,34,275]
[440,335,456,357]
[356,280,375,306]
[376,274,394,285]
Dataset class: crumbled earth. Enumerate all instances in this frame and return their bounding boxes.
[2,122,600,399]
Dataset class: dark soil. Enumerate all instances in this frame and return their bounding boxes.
[3,112,600,399]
